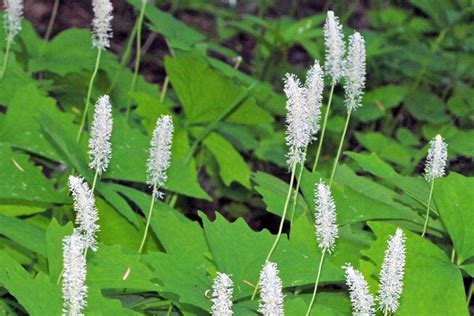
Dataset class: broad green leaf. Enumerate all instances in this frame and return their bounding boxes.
[362,222,468,315]
[46,219,73,283]
[405,90,450,124]
[164,54,273,125]
[203,132,251,188]
[355,85,408,122]
[0,213,46,256]
[0,145,67,204]
[433,173,474,263]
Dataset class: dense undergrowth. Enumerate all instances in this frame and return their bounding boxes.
[0,0,472,315]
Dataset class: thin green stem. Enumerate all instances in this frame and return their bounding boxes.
[160,76,169,103]
[329,108,352,187]
[312,82,335,172]
[451,247,456,263]
[91,170,99,192]
[166,303,173,316]
[290,161,305,225]
[251,162,297,300]
[384,310,389,316]
[42,0,59,43]
[125,0,147,120]
[138,185,158,254]
[421,180,435,237]
[305,250,326,316]
[76,49,102,142]
[0,38,12,80]
[467,279,473,306]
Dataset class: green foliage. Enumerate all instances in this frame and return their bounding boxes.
[0,0,472,315]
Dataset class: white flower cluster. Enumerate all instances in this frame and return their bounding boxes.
[323,11,345,84]
[344,32,366,111]
[284,73,311,167]
[92,0,113,50]
[424,134,448,182]
[305,60,324,140]
[343,264,375,316]
[3,0,23,42]
[258,261,284,316]
[378,228,406,314]
[88,95,113,175]
[62,231,88,316]
[211,272,234,316]
[314,180,338,253]
[68,176,99,251]
[147,115,174,189]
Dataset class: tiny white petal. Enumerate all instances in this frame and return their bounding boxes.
[314,180,338,253]
[424,134,448,182]
[378,228,406,314]
[344,263,375,316]
[92,0,113,50]
[284,73,311,167]
[305,60,324,139]
[324,11,345,83]
[68,176,100,251]
[3,0,23,42]
[258,261,284,316]
[147,115,174,189]
[344,32,366,111]
[88,95,113,175]
[62,231,88,316]
[211,272,233,316]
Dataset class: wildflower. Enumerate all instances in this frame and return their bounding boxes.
[3,0,23,42]
[343,264,375,316]
[284,73,311,167]
[92,0,113,50]
[378,228,406,314]
[147,115,174,190]
[344,32,366,111]
[424,134,448,182]
[324,11,345,84]
[88,95,113,175]
[62,231,88,316]
[315,180,338,253]
[68,176,99,251]
[305,60,324,139]
[211,273,234,316]
[258,261,284,316]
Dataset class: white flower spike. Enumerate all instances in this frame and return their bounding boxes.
[258,261,284,316]
[92,0,113,50]
[3,0,23,42]
[62,231,88,316]
[315,180,338,253]
[211,272,234,316]
[344,264,375,316]
[378,228,406,314]
[424,134,448,182]
[147,115,174,190]
[344,31,366,111]
[68,176,99,251]
[324,11,345,84]
[305,60,324,139]
[88,95,113,175]
[284,73,311,167]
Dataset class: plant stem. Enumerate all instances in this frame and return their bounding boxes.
[329,108,352,187]
[467,279,473,306]
[384,310,389,316]
[451,248,456,263]
[76,49,102,142]
[312,82,335,172]
[138,185,158,254]
[305,250,326,316]
[0,38,12,80]
[160,76,169,103]
[251,162,297,300]
[421,180,435,237]
[290,161,305,225]
[43,0,59,43]
[91,170,99,192]
[125,0,147,120]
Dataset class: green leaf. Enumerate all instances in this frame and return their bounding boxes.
[0,213,46,256]
[0,145,67,204]
[46,219,73,283]
[355,85,408,122]
[164,54,273,125]
[362,222,468,315]
[405,90,450,124]
[433,173,474,263]
[203,132,251,188]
